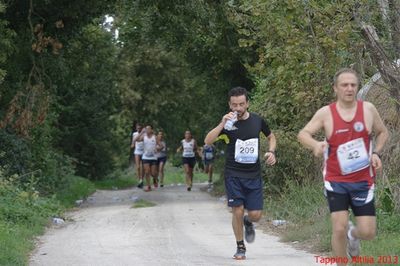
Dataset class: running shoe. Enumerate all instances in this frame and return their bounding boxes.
[144,186,151,192]
[137,181,143,189]
[347,221,360,257]
[160,184,164,188]
[187,186,191,191]
[244,215,255,243]
[233,245,246,260]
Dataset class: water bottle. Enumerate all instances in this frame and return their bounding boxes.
[224,111,238,131]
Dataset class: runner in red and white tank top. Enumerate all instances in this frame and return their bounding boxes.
[298,69,388,264]
[324,100,374,186]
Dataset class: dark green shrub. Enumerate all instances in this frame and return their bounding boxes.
[262,131,322,194]
[0,129,32,177]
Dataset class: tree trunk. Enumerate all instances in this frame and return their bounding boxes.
[388,0,400,55]
[360,23,400,112]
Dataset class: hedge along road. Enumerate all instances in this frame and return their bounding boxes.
[30,184,317,266]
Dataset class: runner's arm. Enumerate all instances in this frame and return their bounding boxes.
[137,128,146,142]
[264,132,277,166]
[204,113,234,145]
[297,107,327,157]
[368,103,389,170]
[156,139,164,151]
[370,104,389,154]
[199,147,204,159]
[130,135,136,148]
[266,132,276,153]
[204,122,224,145]
[193,140,201,157]
[176,141,183,153]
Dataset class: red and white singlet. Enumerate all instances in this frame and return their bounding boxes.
[323,101,375,186]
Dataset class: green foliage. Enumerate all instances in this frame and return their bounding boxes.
[94,169,137,190]
[0,122,74,195]
[265,178,400,255]
[116,0,253,148]
[0,129,32,177]
[0,1,15,86]
[228,0,362,131]
[0,178,60,226]
[56,175,96,208]
[50,22,119,179]
[262,131,321,193]
[0,170,96,264]
[0,170,62,265]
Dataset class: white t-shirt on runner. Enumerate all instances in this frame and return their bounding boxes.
[182,139,195,158]
[142,135,157,160]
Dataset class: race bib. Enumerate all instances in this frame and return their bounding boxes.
[234,138,258,164]
[337,138,370,175]
[205,152,214,160]
[183,147,195,157]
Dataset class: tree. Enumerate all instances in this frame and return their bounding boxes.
[355,0,400,115]
[115,0,253,147]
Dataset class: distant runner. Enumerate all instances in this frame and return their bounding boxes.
[156,131,167,188]
[177,130,199,191]
[131,122,144,188]
[204,87,276,260]
[201,144,216,188]
[138,125,159,192]
[298,68,388,264]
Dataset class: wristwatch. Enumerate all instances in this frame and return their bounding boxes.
[372,151,381,159]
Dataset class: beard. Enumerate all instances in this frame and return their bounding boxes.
[236,110,247,119]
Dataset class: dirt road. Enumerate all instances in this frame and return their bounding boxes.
[30,184,317,266]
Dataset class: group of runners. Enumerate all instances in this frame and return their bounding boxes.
[130,125,216,192]
[130,124,167,191]
[203,69,387,264]
[132,68,389,264]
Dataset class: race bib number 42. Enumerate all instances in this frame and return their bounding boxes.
[337,138,370,175]
[235,138,258,164]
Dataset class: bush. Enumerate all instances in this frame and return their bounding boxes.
[56,175,96,207]
[0,129,32,177]
[262,131,322,194]
[380,127,400,213]
[0,175,60,226]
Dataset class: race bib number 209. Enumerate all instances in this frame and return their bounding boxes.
[235,138,258,164]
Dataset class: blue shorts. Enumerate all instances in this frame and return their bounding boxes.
[182,157,196,168]
[324,181,375,216]
[225,176,263,211]
[203,159,214,166]
[157,156,167,164]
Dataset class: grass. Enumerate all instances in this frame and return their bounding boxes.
[0,222,45,266]
[263,179,400,260]
[162,163,217,185]
[131,199,156,208]
[93,168,137,190]
[56,175,96,207]
[0,175,96,265]
[92,163,216,190]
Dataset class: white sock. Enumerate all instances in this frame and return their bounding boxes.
[347,227,356,240]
